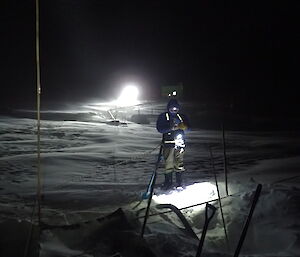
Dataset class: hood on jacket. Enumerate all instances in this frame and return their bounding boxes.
[167,99,180,111]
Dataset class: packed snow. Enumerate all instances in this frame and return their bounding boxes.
[0,100,300,257]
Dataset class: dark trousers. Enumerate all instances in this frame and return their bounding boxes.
[163,147,185,174]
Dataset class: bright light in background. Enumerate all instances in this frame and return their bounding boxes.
[84,83,140,110]
[168,91,177,97]
[153,182,217,212]
[115,84,139,107]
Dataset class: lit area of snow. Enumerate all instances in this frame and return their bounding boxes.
[0,101,300,257]
[153,182,217,210]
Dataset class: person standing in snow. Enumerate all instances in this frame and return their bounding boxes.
[156,99,190,190]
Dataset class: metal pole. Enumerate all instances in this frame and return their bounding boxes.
[234,184,262,257]
[222,123,229,196]
[35,0,42,225]
[140,144,163,237]
[196,203,217,257]
[209,147,230,251]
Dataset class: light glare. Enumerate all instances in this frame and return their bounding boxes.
[175,133,185,148]
[116,85,139,106]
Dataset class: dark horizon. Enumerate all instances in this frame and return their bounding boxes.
[1,1,298,115]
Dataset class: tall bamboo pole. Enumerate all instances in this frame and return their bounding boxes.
[35,0,42,225]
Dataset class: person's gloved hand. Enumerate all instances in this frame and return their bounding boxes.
[176,122,188,130]
[170,120,179,130]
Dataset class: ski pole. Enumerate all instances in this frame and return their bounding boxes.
[140,142,163,237]
[233,184,262,257]
[196,203,217,257]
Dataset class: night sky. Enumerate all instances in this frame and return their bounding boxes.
[1,1,298,114]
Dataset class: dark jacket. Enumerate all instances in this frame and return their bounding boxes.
[156,99,190,147]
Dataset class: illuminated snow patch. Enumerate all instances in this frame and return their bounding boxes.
[83,103,111,112]
[153,182,217,210]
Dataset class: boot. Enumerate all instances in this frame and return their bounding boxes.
[161,173,173,190]
[175,172,183,188]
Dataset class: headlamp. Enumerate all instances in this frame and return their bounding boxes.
[169,107,179,114]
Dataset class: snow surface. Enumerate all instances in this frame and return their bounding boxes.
[0,100,300,257]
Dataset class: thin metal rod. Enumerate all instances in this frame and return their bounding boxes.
[196,203,216,257]
[222,123,229,196]
[234,184,262,257]
[209,147,230,251]
[35,0,42,225]
[140,144,163,237]
[23,199,37,257]
[140,171,157,237]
